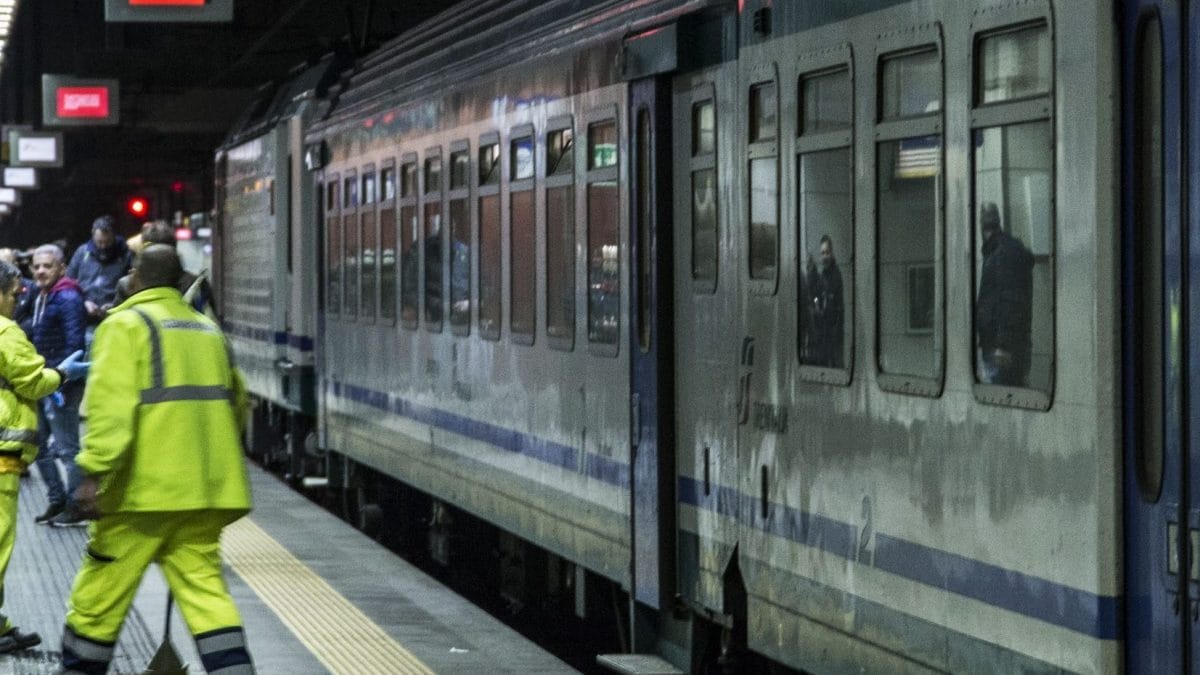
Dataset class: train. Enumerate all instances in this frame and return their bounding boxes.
[210,0,1193,671]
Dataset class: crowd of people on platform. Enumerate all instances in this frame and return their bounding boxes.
[0,215,254,674]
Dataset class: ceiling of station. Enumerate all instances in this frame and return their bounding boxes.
[0,0,446,248]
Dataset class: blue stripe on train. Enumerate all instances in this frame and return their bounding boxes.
[326,379,1119,641]
[221,320,314,352]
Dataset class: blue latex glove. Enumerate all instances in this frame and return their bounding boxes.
[57,350,90,382]
[49,391,64,408]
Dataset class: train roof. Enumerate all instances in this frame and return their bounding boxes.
[308,0,722,138]
[219,52,346,151]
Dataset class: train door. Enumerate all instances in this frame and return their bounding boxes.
[1121,0,1189,669]
[628,76,675,644]
[670,63,742,621]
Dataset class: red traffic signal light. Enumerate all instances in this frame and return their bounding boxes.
[127,197,148,217]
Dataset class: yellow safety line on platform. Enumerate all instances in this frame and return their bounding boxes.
[222,517,435,675]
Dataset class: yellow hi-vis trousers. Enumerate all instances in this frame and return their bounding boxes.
[63,510,253,674]
[0,472,18,632]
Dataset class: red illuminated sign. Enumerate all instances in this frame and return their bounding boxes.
[128,1,205,5]
[56,87,110,119]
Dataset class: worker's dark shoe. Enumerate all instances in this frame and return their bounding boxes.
[49,509,88,528]
[0,627,40,654]
[35,501,65,525]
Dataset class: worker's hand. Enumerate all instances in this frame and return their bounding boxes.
[57,350,90,382]
[73,476,101,520]
[84,300,101,317]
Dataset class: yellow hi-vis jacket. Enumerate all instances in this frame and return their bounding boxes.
[78,286,251,517]
[0,315,63,467]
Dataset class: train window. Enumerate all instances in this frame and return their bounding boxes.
[749,82,777,141]
[876,136,941,379]
[879,48,941,119]
[587,117,619,348]
[361,171,376,205]
[969,18,1055,409]
[361,199,377,320]
[480,142,500,185]
[798,63,852,377]
[511,130,535,341]
[449,146,471,335]
[424,154,444,330]
[801,68,851,134]
[326,177,341,315]
[692,99,714,156]
[511,136,534,181]
[546,124,575,346]
[380,167,396,202]
[548,128,574,176]
[1134,15,1164,500]
[747,72,779,287]
[971,122,1052,393]
[479,192,502,340]
[450,150,469,190]
[637,108,652,353]
[691,94,717,288]
[343,175,358,208]
[381,195,397,323]
[798,149,852,371]
[343,197,359,320]
[399,160,418,328]
[325,181,337,212]
[748,158,778,281]
[400,162,417,198]
[975,23,1050,105]
[588,121,618,169]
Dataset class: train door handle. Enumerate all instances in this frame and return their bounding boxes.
[737,373,752,425]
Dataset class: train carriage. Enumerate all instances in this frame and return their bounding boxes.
[210,0,1200,671]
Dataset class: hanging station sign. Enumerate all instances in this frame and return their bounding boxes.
[9,131,63,168]
[2,167,38,189]
[42,75,120,127]
[105,0,233,22]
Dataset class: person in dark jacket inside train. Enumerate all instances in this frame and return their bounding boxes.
[66,215,133,330]
[28,244,89,527]
[975,201,1034,387]
[804,234,845,368]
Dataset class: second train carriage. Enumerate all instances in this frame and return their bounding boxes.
[211,0,1200,671]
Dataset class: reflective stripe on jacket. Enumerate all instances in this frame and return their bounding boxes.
[78,286,251,515]
[0,316,63,465]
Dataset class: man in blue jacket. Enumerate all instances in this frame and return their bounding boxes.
[28,244,88,526]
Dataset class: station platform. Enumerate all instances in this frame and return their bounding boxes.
[2,462,577,674]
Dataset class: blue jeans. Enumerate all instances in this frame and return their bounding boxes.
[35,382,83,507]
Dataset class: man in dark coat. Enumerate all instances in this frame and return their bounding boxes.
[805,234,845,368]
[66,215,133,329]
[975,201,1034,386]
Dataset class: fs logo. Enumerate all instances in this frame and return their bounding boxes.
[56,87,110,118]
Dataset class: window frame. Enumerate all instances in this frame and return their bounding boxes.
[746,62,780,296]
[968,6,1056,411]
[544,115,576,351]
[423,146,445,333]
[584,106,621,357]
[398,153,420,331]
[357,163,378,325]
[378,157,398,326]
[508,124,537,345]
[477,132,503,341]
[796,47,855,386]
[340,168,359,321]
[325,171,341,317]
[448,139,472,337]
[872,27,945,398]
[689,83,718,294]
